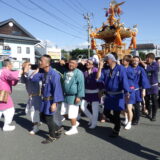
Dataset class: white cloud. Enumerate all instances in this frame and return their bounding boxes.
[36,39,59,49]
[62,41,89,51]
[36,39,102,51]
[63,41,102,51]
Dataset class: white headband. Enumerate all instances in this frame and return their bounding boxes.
[88,57,98,64]
[104,54,117,62]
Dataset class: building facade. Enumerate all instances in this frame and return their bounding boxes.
[35,43,61,61]
[0,18,39,64]
[136,43,160,57]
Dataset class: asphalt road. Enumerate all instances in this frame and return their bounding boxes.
[0,84,160,160]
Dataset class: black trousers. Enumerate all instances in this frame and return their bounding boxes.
[145,94,159,118]
[104,109,121,133]
[133,102,141,123]
[41,113,59,138]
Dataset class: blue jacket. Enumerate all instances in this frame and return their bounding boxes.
[31,67,64,115]
[133,65,150,102]
[99,64,130,111]
[145,62,159,95]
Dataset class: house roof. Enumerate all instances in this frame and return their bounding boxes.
[0,33,40,44]
[137,43,156,50]
[35,43,45,48]
[0,18,40,43]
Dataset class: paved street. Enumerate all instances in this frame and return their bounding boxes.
[0,84,160,160]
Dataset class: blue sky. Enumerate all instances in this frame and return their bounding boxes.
[0,0,160,50]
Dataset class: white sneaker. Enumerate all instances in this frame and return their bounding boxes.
[3,125,15,132]
[75,121,79,127]
[122,118,128,125]
[89,124,96,129]
[125,122,131,130]
[29,125,39,135]
[65,127,78,135]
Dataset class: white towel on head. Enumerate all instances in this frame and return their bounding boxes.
[104,53,117,62]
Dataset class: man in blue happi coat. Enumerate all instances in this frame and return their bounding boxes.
[97,52,130,138]
[131,56,150,125]
[121,55,136,130]
[31,55,64,144]
[140,53,159,121]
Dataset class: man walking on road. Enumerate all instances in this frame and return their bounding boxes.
[96,53,130,138]
[31,55,64,144]
[61,58,85,135]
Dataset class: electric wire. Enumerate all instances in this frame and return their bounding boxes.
[44,0,83,27]
[28,0,83,33]
[0,0,86,40]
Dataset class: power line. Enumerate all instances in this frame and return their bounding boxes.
[28,0,83,33]
[62,0,83,16]
[0,0,85,40]
[76,0,89,13]
[69,0,85,13]
[16,0,35,10]
[44,0,83,27]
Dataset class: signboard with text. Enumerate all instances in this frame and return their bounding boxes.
[47,51,61,60]
[2,49,11,55]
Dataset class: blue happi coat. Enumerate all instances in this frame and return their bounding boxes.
[124,65,136,104]
[31,67,64,115]
[99,64,130,111]
[84,67,103,102]
[21,69,41,111]
[133,65,150,102]
[145,62,159,95]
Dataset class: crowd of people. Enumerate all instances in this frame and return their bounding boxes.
[0,52,159,144]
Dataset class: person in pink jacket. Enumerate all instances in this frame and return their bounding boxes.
[0,59,21,131]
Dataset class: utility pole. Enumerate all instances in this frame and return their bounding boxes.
[83,13,93,58]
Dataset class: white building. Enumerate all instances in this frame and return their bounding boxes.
[0,18,39,64]
[136,43,160,57]
[35,42,61,60]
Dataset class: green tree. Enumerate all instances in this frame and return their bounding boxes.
[61,49,71,60]
[70,48,94,59]
[139,52,146,60]
[63,53,71,60]
[61,49,68,54]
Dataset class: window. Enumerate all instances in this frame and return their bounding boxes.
[17,46,21,54]
[26,47,30,54]
[3,45,11,50]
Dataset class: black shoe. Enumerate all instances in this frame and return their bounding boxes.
[132,121,138,125]
[55,127,64,139]
[151,117,156,121]
[57,126,64,134]
[41,136,56,144]
[55,132,61,139]
[109,130,119,138]
[147,114,152,120]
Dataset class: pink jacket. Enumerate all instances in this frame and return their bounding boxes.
[0,68,19,110]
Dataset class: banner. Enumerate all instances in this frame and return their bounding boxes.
[47,51,61,60]
[2,49,11,55]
